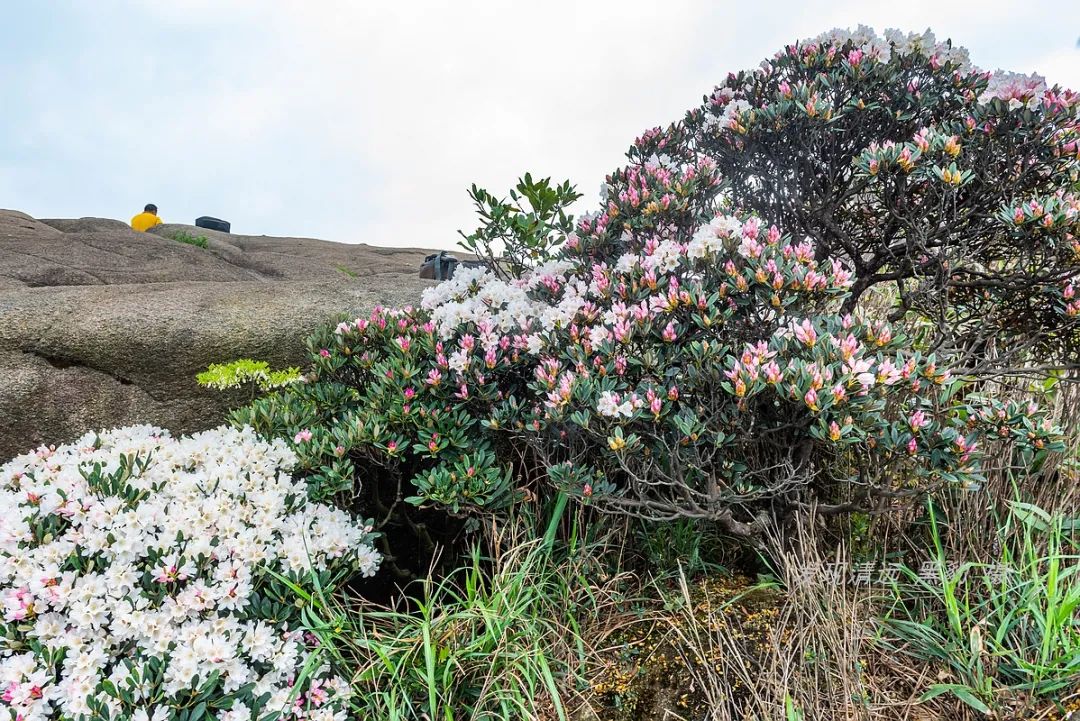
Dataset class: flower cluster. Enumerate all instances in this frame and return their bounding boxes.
[235,27,1072,535]
[239,206,1062,526]
[1,425,380,721]
[586,24,1080,369]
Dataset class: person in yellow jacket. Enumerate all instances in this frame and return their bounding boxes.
[130,204,162,232]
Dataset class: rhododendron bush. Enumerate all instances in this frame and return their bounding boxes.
[595,27,1080,371]
[0,426,380,721]
[238,210,1061,540]
[234,27,1071,550]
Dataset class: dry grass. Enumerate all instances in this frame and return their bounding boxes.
[571,500,1079,721]
[573,517,928,721]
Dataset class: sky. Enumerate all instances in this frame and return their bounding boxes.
[1,1,1078,250]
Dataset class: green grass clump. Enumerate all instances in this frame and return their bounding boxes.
[171,230,210,249]
[879,497,1080,715]
[280,513,624,721]
[335,264,359,278]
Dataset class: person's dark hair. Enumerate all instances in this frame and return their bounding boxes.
[144,204,158,214]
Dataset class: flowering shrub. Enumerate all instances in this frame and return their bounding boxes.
[589,27,1080,372]
[238,207,1063,537]
[0,425,380,721]
[232,28,1071,543]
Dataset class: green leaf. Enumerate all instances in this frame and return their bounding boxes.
[920,684,991,714]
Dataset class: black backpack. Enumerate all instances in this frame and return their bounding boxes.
[195,216,231,233]
[419,251,489,281]
[419,251,458,280]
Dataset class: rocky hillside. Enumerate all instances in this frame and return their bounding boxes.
[0,210,434,458]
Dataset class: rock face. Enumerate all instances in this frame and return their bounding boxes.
[0,210,433,459]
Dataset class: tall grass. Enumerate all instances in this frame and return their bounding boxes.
[879,497,1080,717]
[289,526,627,720]
[268,375,1080,720]
[573,515,901,721]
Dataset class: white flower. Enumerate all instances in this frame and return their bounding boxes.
[221,701,252,721]
[0,425,373,721]
[597,392,635,419]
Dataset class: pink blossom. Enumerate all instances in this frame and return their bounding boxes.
[742,217,761,239]
[828,421,842,441]
[838,333,859,361]
[909,410,930,432]
[793,319,817,347]
[294,429,312,443]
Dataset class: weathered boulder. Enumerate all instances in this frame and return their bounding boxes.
[39,217,134,233]
[0,210,434,458]
[0,211,258,286]
[147,223,429,280]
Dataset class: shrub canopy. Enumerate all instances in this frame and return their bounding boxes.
[240,210,1061,538]
[590,27,1080,372]
[239,27,1071,542]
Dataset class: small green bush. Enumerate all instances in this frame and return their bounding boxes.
[198,358,302,392]
[171,230,210,249]
[334,264,358,278]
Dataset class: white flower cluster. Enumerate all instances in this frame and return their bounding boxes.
[981,70,1049,108]
[421,259,588,344]
[807,26,972,71]
[810,27,1066,110]
[596,391,639,419]
[1,425,380,721]
[687,214,743,259]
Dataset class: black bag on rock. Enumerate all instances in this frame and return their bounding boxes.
[419,251,488,281]
[195,216,231,233]
[419,251,459,280]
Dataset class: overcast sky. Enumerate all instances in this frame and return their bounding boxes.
[2,1,1077,250]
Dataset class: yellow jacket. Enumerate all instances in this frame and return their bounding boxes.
[131,212,162,232]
